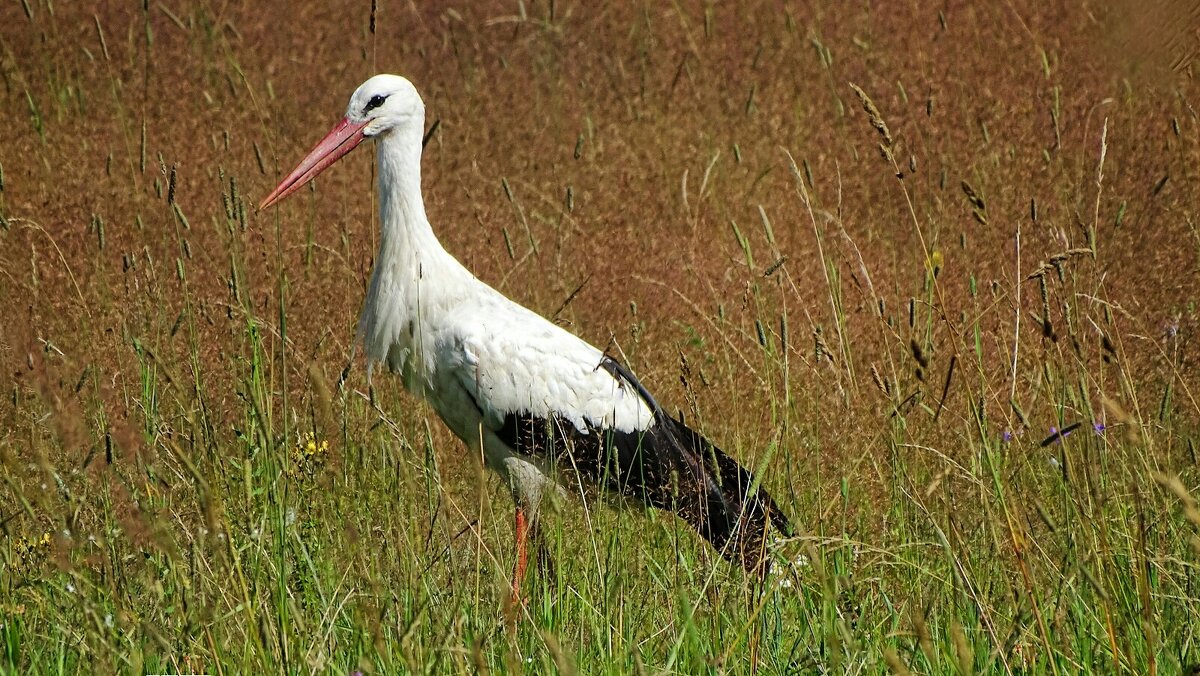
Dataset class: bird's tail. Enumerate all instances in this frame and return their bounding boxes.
[598,357,791,571]
[664,415,793,573]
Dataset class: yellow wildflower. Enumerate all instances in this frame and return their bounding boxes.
[290,432,330,478]
[11,532,52,577]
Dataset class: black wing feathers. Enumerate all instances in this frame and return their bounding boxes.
[664,415,794,538]
[496,358,791,571]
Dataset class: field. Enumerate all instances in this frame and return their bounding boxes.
[2,0,1199,673]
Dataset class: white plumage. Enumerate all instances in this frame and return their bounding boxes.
[260,75,790,599]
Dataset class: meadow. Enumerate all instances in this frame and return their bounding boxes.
[1,1,1199,673]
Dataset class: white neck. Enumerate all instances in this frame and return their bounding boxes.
[376,126,439,253]
[356,123,473,379]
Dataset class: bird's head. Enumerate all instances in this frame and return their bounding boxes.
[346,74,425,137]
[259,74,425,210]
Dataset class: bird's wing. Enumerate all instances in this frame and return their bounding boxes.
[441,299,789,570]
[448,306,710,516]
[446,302,655,437]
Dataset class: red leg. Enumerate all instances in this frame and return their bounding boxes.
[510,506,531,613]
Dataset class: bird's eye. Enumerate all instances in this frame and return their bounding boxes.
[364,94,388,114]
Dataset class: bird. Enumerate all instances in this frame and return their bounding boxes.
[259,74,792,607]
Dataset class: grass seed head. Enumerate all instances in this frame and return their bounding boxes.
[849,82,894,147]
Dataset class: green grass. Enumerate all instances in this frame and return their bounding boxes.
[2,1,1200,673]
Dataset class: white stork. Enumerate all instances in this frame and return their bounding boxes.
[260,74,792,604]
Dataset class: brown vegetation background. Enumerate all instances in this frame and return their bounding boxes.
[3,1,1196,477]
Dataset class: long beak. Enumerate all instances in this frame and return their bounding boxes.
[259,117,370,210]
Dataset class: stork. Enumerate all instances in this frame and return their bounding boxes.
[260,75,792,608]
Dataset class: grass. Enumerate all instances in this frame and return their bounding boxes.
[1,0,1199,673]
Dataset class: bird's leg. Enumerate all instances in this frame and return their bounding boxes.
[507,506,557,631]
[510,506,531,611]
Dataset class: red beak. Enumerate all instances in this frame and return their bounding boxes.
[259,117,370,210]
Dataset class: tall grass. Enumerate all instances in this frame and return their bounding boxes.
[1,1,1198,673]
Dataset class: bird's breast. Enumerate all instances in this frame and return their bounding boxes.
[358,262,423,383]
